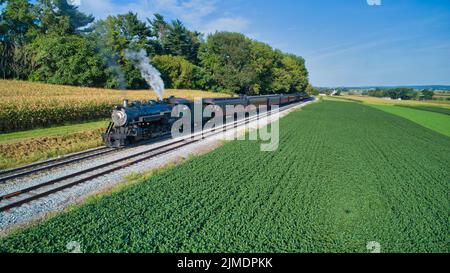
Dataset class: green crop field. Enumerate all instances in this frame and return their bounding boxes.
[369,104,450,137]
[1,100,448,253]
[396,105,450,116]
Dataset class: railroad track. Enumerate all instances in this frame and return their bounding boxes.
[0,146,115,184]
[0,134,176,184]
[0,100,310,212]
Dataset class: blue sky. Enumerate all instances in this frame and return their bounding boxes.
[25,1,450,86]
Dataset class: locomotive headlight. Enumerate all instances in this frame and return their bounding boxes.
[112,109,127,127]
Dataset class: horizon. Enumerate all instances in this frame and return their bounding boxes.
[316,84,450,89]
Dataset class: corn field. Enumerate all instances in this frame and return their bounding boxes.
[0,80,227,133]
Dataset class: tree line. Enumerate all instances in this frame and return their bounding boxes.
[315,87,436,100]
[0,0,313,95]
[367,88,435,100]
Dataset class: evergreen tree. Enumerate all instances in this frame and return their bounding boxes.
[147,13,169,54]
[148,14,202,63]
[164,19,201,63]
[35,0,94,35]
[90,12,154,89]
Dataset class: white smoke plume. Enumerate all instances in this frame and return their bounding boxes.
[124,49,165,100]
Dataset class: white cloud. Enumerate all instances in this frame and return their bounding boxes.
[79,0,155,20]
[77,0,250,36]
[201,17,249,34]
[366,0,382,6]
[67,0,81,6]
[79,0,217,23]
[154,0,217,24]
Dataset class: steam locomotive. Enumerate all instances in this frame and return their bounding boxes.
[102,93,309,148]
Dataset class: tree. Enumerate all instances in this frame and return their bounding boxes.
[271,54,308,94]
[148,15,202,63]
[35,0,94,35]
[0,4,312,94]
[422,89,435,100]
[1,0,36,42]
[306,84,319,96]
[0,0,37,78]
[147,13,169,54]
[28,35,106,86]
[152,55,201,89]
[385,88,415,100]
[368,88,417,100]
[165,20,202,63]
[90,12,154,89]
[250,41,281,94]
[199,32,257,94]
[368,88,385,97]
[406,89,418,100]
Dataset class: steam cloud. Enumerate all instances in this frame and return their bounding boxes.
[124,49,165,100]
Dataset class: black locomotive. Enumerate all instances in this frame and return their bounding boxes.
[102,93,309,148]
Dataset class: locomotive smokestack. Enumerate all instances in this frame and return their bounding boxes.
[123,99,129,108]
